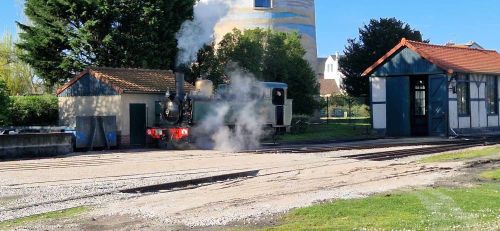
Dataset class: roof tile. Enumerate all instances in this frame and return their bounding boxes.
[363,38,500,76]
[57,67,195,95]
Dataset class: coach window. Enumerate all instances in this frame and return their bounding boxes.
[255,0,271,8]
[457,75,470,116]
[486,76,498,115]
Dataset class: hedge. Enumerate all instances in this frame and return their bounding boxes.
[9,95,58,126]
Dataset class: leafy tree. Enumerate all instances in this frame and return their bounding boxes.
[184,43,225,86]
[0,80,10,125]
[339,18,426,97]
[197,28,319,115]
[9,95,58,126]
[17,0,195,87]
[0,33,37,95]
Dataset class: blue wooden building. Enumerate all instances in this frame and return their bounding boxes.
[363,39,500,137]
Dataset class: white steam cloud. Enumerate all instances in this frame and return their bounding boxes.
[193,69,268,152]
[176,0,232,66]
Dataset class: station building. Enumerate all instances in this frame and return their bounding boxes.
[363,38,500,137]
[57,67,194,147]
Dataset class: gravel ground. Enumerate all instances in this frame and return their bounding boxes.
[0,142,467,230]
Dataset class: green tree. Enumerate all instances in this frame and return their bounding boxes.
[184,43,225,86]
[17,0,195,87]
[339,18,426,97]
[208,28,319,115]
[0,33,36,95]
[0,80,10,125]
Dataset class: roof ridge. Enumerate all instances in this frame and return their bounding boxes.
[405,39,498,53]
[90,66,174,73]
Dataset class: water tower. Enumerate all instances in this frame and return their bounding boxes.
[215,0,317,68]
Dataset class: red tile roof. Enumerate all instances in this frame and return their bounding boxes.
[319,78,341,96]
[363,38,500,76]
[57,67,195,96]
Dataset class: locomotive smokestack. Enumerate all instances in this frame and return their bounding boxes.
[175,72,185,100]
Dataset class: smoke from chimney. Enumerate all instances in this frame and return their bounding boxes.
[176,0,233,66]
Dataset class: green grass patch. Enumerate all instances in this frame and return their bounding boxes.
[0,206,87,230]
[420,147,500,163]
[278,119,376,143]
[481,169,500,180]
[264,184,500,231]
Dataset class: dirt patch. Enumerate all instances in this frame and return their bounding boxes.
[433,157,500,188]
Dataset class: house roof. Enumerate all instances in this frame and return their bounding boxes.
[445,41,484,49]
[319,78,341,96]
[57,67,195,96]
[362,38,500,76]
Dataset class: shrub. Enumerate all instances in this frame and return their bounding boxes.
[9,95,58,126]
[290,115,310,134]
[0,80,10,125]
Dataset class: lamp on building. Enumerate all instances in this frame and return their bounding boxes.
[448,76,457,94]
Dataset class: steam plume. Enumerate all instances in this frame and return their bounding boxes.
[176,0,232,66]
[193,69,268,152]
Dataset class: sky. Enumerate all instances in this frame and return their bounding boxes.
[1,0,500,57]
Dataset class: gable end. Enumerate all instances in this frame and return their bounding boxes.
[58,74,119,97]
[371,47,445,77]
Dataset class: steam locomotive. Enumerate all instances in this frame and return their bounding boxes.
[146,72,293,149]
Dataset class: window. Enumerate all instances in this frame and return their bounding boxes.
[486,76,498,115]
[414,80,426,116]
[457,75,470,116]
[254,0,271,8]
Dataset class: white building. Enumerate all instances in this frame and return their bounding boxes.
[317,53,344,96]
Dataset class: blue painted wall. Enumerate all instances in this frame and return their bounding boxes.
[59,74,118,97]
[386,76,411,136]
[372,48,445,77]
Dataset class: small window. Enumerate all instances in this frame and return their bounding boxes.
[457,75,470,116]
[414,80,426,116]
[486,76,498,115]
[254,0,271,8]
[272,88,285,105]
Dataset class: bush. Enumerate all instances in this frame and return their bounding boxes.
[0,80,10,125]
[9,95,58,126]
[290,115,310,134]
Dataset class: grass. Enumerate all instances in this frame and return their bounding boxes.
[420,147,500,163]
[0,206,87,230]
[263,183,500,231]
[277,118,377,143]
[481,169,500,180]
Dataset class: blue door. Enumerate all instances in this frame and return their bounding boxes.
[428,75,448,136]
[386,76,410,136]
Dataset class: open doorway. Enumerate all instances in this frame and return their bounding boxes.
[410,76,428,136]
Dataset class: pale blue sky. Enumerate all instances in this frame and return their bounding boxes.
[2,0,500,57]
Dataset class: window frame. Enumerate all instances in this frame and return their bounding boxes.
[254,0,272,9]
[486,76,499,115]
[457,75,471,117]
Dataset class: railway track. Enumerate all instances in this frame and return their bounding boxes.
[2,137,498,223]
[344,138,500,161]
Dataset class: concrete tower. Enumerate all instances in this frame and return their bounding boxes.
[215,0,317,68]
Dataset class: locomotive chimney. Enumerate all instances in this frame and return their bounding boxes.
[175,72,185,100]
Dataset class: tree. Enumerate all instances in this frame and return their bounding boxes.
[0,79,10,125]
[200,28,319,115]
[339,18,426,97]
[184,42,226,86]
[0,33,36,95]
[17,0,195,87]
